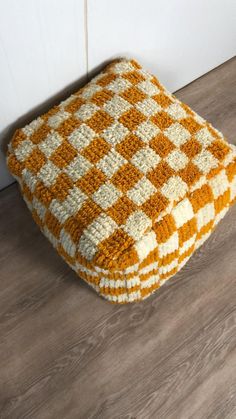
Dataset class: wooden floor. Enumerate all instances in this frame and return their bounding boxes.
[0,58,236,419]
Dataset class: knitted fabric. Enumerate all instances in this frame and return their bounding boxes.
[7,58,236,303]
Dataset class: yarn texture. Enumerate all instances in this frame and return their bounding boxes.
[7,58,236,303]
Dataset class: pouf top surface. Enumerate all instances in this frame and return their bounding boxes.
[8,58,236,274]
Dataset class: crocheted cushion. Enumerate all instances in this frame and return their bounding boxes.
[7,58,236,303]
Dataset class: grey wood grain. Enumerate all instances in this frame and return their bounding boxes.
[0,57,236,419]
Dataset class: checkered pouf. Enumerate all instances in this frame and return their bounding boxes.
[7,58,236,303]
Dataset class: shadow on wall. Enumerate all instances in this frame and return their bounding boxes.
[0,57,115,190]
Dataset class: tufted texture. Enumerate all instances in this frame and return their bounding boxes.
[7,58,236,303]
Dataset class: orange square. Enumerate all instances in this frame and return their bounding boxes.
[142,192,169,220]
[73,200,101,233]
[181,138,202,158]
[214,189,230,214]
[81,137,111,164]
[98,229,134,263]
[34,181,53,207]
[50,173,73,201]
[91,89,114,107]
[111,163,142,192]
[180,117,202,134]
[56,116,82,138]
[97,73,117,87]
[179,162,201,186]
[178,218,197,246]
[189,184,214,212]
[122,70,145,85]
[147,161,174,189]
[43,105,59,120]
[121,86,146,104]
[64,96,85,113]
[130,59,142,69]
[150,76,164,91]
[45,210,62,239]
[50,140,77,169]
[7,154,22,177]
[30,125,51,145]
[107,196,136,225]
[86,110,114,134]
[154,214,176,243]
[76,167,106,194]
[119,108,146,131]
[116,134,144,159]
[11,129,27,150]
[22,183,33,203]
[207,140,230,161]
[24,148,46,174]
[151,111,173,130]
[150,133,175,157]
[152,93,173,108]
[225,159,236,182]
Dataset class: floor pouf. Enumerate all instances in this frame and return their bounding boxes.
[7,58,236,303]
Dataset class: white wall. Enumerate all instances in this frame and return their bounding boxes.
[1,0,235,190]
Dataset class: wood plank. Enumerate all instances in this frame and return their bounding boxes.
[0,57,236,419]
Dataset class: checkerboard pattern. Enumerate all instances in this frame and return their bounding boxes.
[7,58,236,303]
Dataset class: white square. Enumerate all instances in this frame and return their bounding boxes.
[131,147,161,174]
[165,149,189,171]
[38,132,63,157]
[124,210,152,241]
[97,149,126,178]
[209,170,229,199]
[47,110,70,128]
[74,103,99,121]
[60,94,76,108]
[112,61,135,74]
[166,103,187,120]
[107,77,132,93]
[92,182,122,210]
[164,122,190,146]
[62,186,87,215]
[81,83,102,99]
[158,232,179,257]
[49,187,87,223]
[14,139,35,162]
[38,161,60,187]
[102,122,129,145]
[81,213,118,246]
[138,80,160,96]
[127,177,157,205]
[196,202,215,230]
[172,198,194,228]
[68,124,96,151]
[193,150,218,174]
[64,155,92,181]
[60,228,76,257]
[136,98,161,117]
[135,230,158,261]
[22,117,43,137]
[103,95,131,118]
[161,176,188,201]
[135,121,159,143]
[195,127,214,146]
